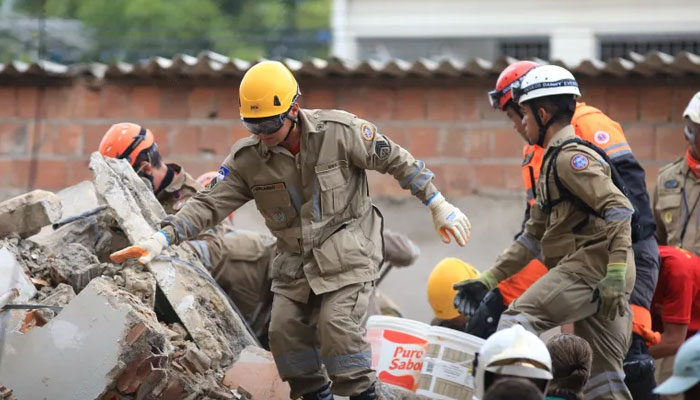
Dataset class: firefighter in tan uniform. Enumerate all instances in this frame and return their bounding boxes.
[98,126,276,344]
[110,61,471,400]
[652,91,700,400]
[456,65,635,400]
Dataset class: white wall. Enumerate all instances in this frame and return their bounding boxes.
[332,0,700,64]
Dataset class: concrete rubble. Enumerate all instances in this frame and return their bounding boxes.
[0,152,429,400]
[0,190,62,239]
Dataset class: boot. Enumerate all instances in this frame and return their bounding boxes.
[350,384,377,400]
[301,382,334,400]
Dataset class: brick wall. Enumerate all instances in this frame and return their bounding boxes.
[0,75,698,201]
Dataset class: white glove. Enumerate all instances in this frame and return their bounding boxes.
[428,192,471,247]
[110,230,169,265]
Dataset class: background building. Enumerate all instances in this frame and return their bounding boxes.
[332,0,700,64]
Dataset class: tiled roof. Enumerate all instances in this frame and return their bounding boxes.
[3,50,700,80]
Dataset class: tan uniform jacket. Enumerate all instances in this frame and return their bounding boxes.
[157,163,202,214]
[653,158,700,254]
[161,108,438,302]
[490,125,635,285]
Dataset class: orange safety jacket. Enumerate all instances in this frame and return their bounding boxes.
[498,103,655,340]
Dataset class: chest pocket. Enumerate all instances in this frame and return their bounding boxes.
[316,160,350,218]
[252,184,298,231]
[656,192,683,242]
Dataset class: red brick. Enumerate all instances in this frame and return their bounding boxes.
[117,355,152,394]
[172,126,200,155]
[232,122,251,143]
[199,125,232,155]
[645,165,660,192]
[380,125,410,148]
[337,86,366,117]
[465,129,492,159]
[31,160,68,190]
[17,87,38,118]
[408,126,439,158]
[367,170,406,197]
[456,88,481,122]
[99,85,130,118]
[217,87,239,119]
[363,88,394,121]
[427,88,458,121]
[43,87,72,118]
[393,88,425,120]
[83,124,112,155]
[442,128,470,158]
[640,87,672,123]
[131,87,160,119]
[189,87,218,118]
[503,164,523,190]
[607,87,639,123]
[491,126,524,158]
[160,88,190,119]
[71,85,100,118]
[655,124,687,161]
[65,159,93,185]
[671,87,698,123]
[624,123,655,160]
[303,87,337,110]
[8,159,30,188]
[148,124,170,156]
[176,159,221,179]
[579,86,607,112]
[0,123,26,155]
[125,323,148,345]
[439,164,475,195]
[475,164,504,188]
[0,87,16,117]
[54,125,83,155]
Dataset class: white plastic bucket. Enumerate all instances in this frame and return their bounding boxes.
[367,315,430,392]
[416,326,485,400]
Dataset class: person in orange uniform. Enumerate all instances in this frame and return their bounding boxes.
[456,61,660,399]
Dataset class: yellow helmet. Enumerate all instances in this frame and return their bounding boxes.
[427,257,480,320]
[239,61,300,119]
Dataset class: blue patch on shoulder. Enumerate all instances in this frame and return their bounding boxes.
[217,166,230,181]
[570,154,589,171]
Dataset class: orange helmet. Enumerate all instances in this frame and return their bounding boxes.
[488,61,539,111]
[98,123,155,166]
[196,171,219,188]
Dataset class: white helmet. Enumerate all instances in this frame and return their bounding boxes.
[513,65,581,105]
[474,325,552,399]
[683,91,700,124]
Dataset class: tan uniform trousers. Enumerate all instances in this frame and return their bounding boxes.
[655,356,682,400]
[498,267,633,400]
[268,282,376,398]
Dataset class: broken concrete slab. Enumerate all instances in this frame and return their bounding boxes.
[56,180,100,218]
[0,247,36,301]
[48,243,103,293]
[0,190,62,238]
[222,346,290,400]
[0,277,172,400]
[90,153,257,366]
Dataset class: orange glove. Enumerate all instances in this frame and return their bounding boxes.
[110,230,169,264]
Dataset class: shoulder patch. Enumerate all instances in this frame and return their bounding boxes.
[375,139,390,160]
[593,130,610,145]
[664,179,680,189]
[361,123,376,141]
[217,166,230,182]
[570,154,589,171]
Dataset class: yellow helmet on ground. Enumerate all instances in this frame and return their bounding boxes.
[427,257,480,320]
[239,61,300,120]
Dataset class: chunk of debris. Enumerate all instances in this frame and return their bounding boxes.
[0,190,62,238]
[90,152,257,366]
[49,243,104,293]
[222,346,290,400]
[35,283,76,322]
[0,277,235,399]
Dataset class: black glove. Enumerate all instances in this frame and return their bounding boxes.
[453,280,489,317]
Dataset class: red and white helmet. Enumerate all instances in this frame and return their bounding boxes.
[684,91,700,125]
[474,325,552,399]
[512,65,581,105]
[488,61,539,111]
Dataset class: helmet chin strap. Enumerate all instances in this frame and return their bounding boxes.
[282,113,298,143]
[529,103,566,147]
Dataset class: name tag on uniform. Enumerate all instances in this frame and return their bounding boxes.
[252,182,286,193]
